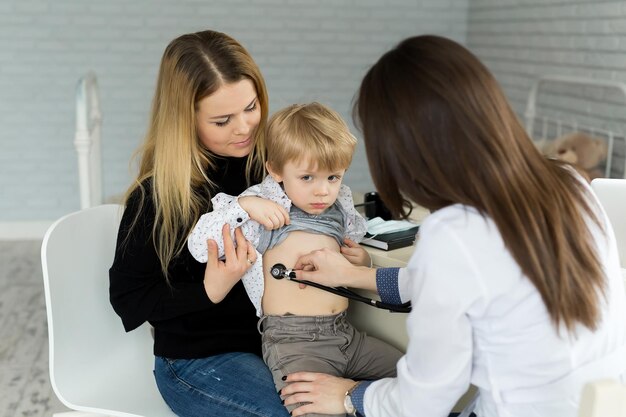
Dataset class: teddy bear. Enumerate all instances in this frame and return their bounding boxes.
[542,132,608,181]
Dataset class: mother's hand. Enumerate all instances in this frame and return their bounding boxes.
[203,224,256,303]
[281,372,356,416]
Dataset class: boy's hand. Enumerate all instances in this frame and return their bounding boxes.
[340,238,372,267]
[239,196,290,230]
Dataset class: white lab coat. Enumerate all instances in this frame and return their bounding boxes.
[364,200,626,417]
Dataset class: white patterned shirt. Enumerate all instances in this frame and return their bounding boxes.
[187,176,367,316]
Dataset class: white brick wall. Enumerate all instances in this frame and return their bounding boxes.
[0,0,468,225]
[468,1,626,109]
[467,0,626,178]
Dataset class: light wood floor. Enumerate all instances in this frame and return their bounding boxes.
[0,240,70,417]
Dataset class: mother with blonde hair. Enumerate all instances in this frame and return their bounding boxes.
[109,30,290,417]
[282,35,626,417]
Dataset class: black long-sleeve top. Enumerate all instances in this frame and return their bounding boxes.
[109,156,261,359]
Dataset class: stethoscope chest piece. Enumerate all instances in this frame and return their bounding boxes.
[270,263,288,280]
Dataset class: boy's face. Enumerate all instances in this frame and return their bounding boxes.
[268,159,346,215]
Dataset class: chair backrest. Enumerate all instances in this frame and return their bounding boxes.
[41,204,176,417]
[578,379,626,417]
[591,178,626,268]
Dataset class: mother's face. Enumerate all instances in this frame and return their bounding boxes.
[195,79,260,158]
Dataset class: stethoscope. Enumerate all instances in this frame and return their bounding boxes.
[270,263,412,313]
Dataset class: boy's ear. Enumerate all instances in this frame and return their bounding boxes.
[265,162,283,182]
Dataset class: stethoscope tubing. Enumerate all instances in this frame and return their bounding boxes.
[270,263,411,313]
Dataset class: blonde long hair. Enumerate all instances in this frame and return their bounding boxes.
[355,35,605,332]
[125,30,268,277]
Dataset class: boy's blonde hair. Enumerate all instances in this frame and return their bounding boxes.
[266,102,357,173]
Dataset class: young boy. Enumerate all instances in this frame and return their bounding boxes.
[188,103,402,416]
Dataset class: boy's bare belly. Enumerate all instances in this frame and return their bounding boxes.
[262,230,349,316]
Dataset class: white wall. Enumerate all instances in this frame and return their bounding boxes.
[468,0,626,112]
[467,0,626,178]
[0,0,468,231]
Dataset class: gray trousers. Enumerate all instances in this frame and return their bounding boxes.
[259,311,403,417]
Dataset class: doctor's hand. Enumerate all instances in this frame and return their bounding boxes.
[238,196,290,230]
[294,248,377,291]
[281,372,356,416]
[203,225,256,303]
[341,238,372,267]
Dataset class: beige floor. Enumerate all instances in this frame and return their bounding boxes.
[0,240,69,417]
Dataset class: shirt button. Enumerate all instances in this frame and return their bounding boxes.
[236,217,242,223]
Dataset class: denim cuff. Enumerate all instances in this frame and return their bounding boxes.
[376,268,401,304]
[352,380,373,416]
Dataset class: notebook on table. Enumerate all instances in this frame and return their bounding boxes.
[361,217,420,251]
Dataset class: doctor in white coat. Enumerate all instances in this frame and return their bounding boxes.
[279,35,626,417]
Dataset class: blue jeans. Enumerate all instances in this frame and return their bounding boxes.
[154,352,290,417]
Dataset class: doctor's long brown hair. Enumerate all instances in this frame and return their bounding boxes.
[354,35,605,332]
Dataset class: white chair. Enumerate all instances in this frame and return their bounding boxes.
[578,379,626,417]
[591,178,626,292]
[41,204,176,417]
[591,179,626,267]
